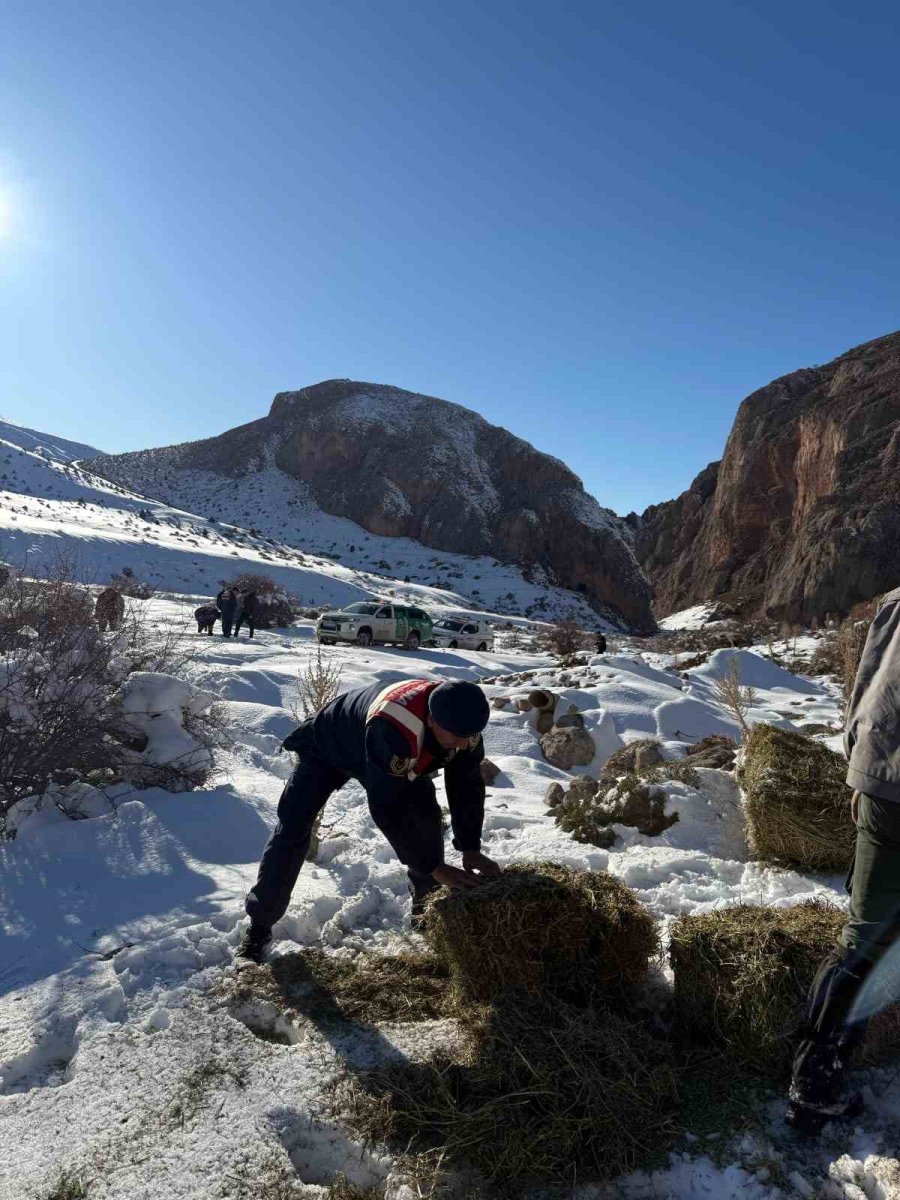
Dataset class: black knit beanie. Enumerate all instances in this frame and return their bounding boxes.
[427,681,490,737]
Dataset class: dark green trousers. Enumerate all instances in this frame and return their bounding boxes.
[791,793,900,1109]
[840,793,900,956]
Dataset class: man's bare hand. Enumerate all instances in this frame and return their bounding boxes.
[462,851,502,879]
[851,790,861,824]
[432,864,482,889]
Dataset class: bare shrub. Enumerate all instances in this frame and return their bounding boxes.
[222,572,299,629]
[0,562,226,837]
[293,643,343,722]
[809,614,873,702]
[292,643,343,859]
[540,619,588,660]
[712,658,757,740]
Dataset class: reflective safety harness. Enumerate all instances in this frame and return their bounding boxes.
[366,679,441,780]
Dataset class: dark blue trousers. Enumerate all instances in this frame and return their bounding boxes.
[245,752,442,929]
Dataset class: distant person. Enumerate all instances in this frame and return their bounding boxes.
[236,679,500,964]
[594,632,607,654]
[234,590,259,638]
[95,587,125,633]
[787,586,900,1134]
[216,587,238,637]
[195,603,219,635]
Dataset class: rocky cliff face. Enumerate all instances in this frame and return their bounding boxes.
[92,380,655,631]
[633,332,900,620]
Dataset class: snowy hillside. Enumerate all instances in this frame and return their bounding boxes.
[90,378,656,632]
[0,416,102,464]
[2,603,896,1198]
[0,434,607,627]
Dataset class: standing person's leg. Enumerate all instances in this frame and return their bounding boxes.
[788,794,900,1131]
[222,614,232,636]
[248,617,254,639]
[243,755,350,938]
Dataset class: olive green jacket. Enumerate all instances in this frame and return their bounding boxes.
[845,586,900,803]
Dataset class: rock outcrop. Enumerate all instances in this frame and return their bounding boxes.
[92,380,655,631]
[632,332,900,620]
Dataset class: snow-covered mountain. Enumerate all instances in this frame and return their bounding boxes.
[90,380,656,632]
[0,416,103,464]
[0,431,611,627]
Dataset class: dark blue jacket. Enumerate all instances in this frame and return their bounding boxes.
[284,680,486,870]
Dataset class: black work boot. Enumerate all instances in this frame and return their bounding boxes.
[785,1089,864,1136]
[236,923,273,964]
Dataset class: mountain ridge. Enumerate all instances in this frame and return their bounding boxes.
[91,379,656,632]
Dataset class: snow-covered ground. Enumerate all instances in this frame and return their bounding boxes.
[1,427,897,1198]
[2,595,898,1199]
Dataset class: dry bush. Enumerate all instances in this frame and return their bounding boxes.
[809,615,872,700]
[739,723,854,871]
[293,643,343,722]
[291,643,343,858]
[670,902,845,1074]
[711,657,757,739]
[555,761,698,847]
[223,572,299,629]
[540,619,589,660]
[0,561,224,836]
[422,863,659,1006]
[642,619,764,657]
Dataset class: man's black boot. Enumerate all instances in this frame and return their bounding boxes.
[785,1089,864,1136]
[236,922,273,964]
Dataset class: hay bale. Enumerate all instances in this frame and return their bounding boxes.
[352,991,679,1185]
[423,863,659,1005]
[740,723,854,871]
[670,901,844,1074]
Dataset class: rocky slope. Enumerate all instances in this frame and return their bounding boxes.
[91,380,655,631]
[632,332,900,621]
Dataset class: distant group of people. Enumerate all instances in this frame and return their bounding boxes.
[194,588,260,638]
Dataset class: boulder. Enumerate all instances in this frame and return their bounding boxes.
[536,710,556,735]
[540,726,596,769]
[600,739,664,782]
[545,782,566,808]
[480,758,501,786]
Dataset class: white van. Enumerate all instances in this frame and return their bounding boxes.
[432,618,494,652]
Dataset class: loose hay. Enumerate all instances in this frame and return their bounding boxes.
[216,948,452,1025]
[347,991,679,1187]
[422,863,659,1005]
[739,723,854,871]
[670,901,845,1074]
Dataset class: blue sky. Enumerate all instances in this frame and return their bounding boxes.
[1,1,898,514]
